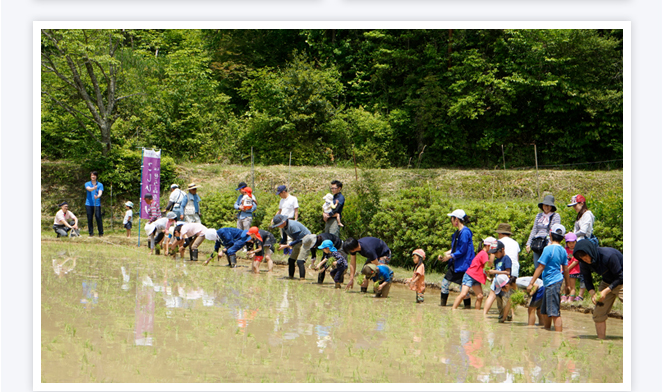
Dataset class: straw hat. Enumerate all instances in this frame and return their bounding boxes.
[187,183,198,191]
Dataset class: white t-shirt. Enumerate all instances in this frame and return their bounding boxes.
[499,236,520,277]
[169,188,186,205]
[123,209,133,225]
[180,223,207,237]
[516,277,543,290]
[279,195,299,219]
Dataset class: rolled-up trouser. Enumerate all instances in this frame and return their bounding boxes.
[324,219,341,238]
[53,224,70,237]
[237,217,252,230]
[85,205,103,235]
[592,281,623,323]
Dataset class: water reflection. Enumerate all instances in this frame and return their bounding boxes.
[53,256,76,278]
[315,325,332,353]
[80,281,98,309]
[135,275,155,346]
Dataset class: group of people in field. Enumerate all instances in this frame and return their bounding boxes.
[53,172,623,339]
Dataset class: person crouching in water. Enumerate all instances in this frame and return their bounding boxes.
[452,237,495,310]
[493,275,518,323]
[361,263,394,298]
[315,240,348,289]
[246,226,276,274]
[406,249,426,303]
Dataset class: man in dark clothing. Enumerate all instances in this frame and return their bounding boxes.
[573,240,623,339]
[206,227,251,268]
[323,180,345,237]
[342,237,391,292]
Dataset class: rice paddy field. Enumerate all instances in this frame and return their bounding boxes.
[40,236,623,384]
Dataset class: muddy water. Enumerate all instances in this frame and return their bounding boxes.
[42,249,623,383]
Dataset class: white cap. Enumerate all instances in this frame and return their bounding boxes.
[483,236,497,245]
[144,223,156,236]
[550,223,566,236]
[447,209,466,220]
[170,184,179,189]
[204,228,218,241]
[493,274,509,294]
[125,201,134,208]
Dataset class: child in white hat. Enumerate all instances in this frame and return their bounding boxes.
[123,201,134,237]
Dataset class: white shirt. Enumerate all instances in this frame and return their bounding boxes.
[574,210,595,240]
[123,209,133,224]
[279,195,299,219]
[499,236,521,277]
[169,188,186,205]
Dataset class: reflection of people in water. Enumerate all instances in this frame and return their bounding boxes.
[53,257,76,278]
[80,281,98,309]
[135,275,155,346]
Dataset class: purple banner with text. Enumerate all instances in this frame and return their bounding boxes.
[140,149,161,219]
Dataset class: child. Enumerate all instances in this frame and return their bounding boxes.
[322,193,343,227]
[123,201,133,237]
[516,276,545,326]
[246,226,276,274]
[315,240,348,289]
[240,187,256,211]
[493,275,518,323]
[406,249,426,303]
[483,241,513,317]
[453,237,495,310]
[526,223,571,332]
[562,232,581,303]
[361,263,393,298]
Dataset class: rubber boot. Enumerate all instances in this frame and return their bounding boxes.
[360,287,368,293]
[191,249,198,262]
[288,259,296,278]
[335,283,341,289]
[440,293,449,306]
[155,244,161,255]
[297,260,306,279]
[229,254,237,268]
[189,248,194,261]
[463,298,472,309]
[317,271,325,284]
[226,254,233,267]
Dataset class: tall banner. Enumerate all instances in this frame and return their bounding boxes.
[140,149,161,219]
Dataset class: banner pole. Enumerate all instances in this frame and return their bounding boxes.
[138,148,144,247]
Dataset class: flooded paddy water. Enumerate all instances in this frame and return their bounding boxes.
[41,241,623,383]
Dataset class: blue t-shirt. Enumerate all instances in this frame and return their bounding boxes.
[494,255,512,273]
[370,265,394,283]
[85,181,104,206]
[537,244,568,286]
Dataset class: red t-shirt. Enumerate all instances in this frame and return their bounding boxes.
[466,250,488,284]
[565,247,581,275]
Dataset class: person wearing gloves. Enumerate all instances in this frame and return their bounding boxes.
[573,240,623,339]
[165,184,186,218]
[271,214,316,280]
[234,182,257,231]
[438,209,475,308]
[181,183,202,223]
[204,227,252,268]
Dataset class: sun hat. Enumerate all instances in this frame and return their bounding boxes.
[447,209,466,220]
[483,236,497,245]
[412,249,426,260]
[247,226,262,242]
[270,214,288,228]
[318,239,337,252]
[495,223,513,235]
[276,185,287,194]
[550,223,566,237]
[323,193,334,202]
[493,274,509,294]
[487,240,505,254]
[567,194,586,207]
[125,201,134,208]
[166,211,177,220]
[144,222,156,236]
[538,195,557,212]
[361,263,378,276]
[170,184,179,189]
[187,183,198,191]
[236,182,248,191]
[204,228,218,241]
[565,232,577,242]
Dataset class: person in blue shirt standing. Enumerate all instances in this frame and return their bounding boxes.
[234,182,257,230]
[438,209,475,308]
[527,223,571,332]
[181,183,202,223]
[323,180,345,238]
[84,171,104,237]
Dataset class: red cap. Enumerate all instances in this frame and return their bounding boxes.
[567,194,586,207]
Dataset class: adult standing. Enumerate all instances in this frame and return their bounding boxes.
[53,201,80,237]
[234,182,257,230]
[438,209,475,308]
[567,194,598,244]
[84,171,104,236]
[271,214,316,280]
[494,223,520,277]
[573,240,623,339]
[206,227,252,268]
[323,180,345,237]
[275,185,298,221]
[342,237,391,292]
[165,184,186,218]
[525,195,561,264]
[181,183,202,223]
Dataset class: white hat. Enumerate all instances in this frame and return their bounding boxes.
[170,184,179,189]
[144,222,156,236]
[447,209,466,220]
[493,274,509,294]
[204,228,218,241]
[483,236,497,245]
[551,223,566,236]
[125,201,134,208]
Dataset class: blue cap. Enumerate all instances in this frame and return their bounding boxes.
[317,239,337,252]
[236,182,248,191]
[276,185,287,194]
